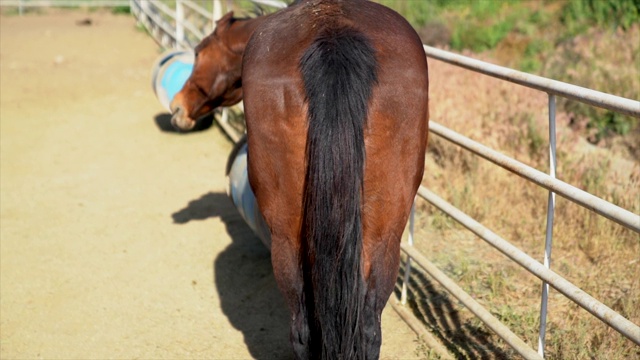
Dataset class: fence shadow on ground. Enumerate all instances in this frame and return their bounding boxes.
[395,261,512,360]
[172,192,292,359]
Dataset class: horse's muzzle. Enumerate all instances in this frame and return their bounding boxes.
[170,105,196,131]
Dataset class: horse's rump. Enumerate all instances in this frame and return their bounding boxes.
[243,1,429,358]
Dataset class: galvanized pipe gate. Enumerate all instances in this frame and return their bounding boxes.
[130,1,640,358]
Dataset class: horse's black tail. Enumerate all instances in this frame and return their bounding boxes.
[299,27,378,359]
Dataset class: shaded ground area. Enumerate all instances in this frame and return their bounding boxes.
[0,9,418,359]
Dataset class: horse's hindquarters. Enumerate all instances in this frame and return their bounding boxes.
[242,0,429,358]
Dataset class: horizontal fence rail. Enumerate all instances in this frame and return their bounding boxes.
[182,0,214,19]
[429,121,640,233]
[130,0,218,49]
[417,184,640,346]
[423,46,640,119]
[131,0,184,49]
[400,242,544,360]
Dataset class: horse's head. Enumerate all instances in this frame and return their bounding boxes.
[170,12,246,131]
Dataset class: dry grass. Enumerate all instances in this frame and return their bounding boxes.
[407,33,639,358]
[543,25,640,150]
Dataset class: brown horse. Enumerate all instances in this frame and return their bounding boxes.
[242,0,429,358]
[170,11,270,131]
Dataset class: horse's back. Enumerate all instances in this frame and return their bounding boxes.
[243,0,428,232]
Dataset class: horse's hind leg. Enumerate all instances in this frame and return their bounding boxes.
[363,235,403,359]
[363,289,383,359]
[270,236,311,359]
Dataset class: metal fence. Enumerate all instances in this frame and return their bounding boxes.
[123,1,640,358]
[129,0,287,50]
[130,0,217,49]
[403,47,640,359]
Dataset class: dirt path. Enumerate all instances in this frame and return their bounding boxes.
[0,9,419,359]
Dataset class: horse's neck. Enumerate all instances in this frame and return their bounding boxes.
[226,16,270,54]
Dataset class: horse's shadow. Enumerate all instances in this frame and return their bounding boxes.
[154,112,214,133]
[171,192,512,359]
[172,192,291,359]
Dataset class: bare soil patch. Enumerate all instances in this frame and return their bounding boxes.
[0,9,418,359]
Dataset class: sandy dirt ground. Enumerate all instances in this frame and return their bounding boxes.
[0,8,421,360]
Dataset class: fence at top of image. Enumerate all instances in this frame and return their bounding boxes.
[128,1,640,359]
[129,0,287,50]
[0,0,130,15]
[1,0,129,6]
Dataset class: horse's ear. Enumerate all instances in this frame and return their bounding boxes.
[214,11,234,34]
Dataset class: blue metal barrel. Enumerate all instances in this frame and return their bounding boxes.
[226,136,272,249]
[150,49,194,111]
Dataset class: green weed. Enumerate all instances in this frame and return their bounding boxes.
[111,5,130,15]
[561,0,640,33]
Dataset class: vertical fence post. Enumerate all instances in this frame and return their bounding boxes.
[140,0,149,16]
[226,0,233,15]
[140,0,150,33]
[401,198,416,305]
[175,0,185,49]
[212,0,223,28]
[537,94,557,358]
